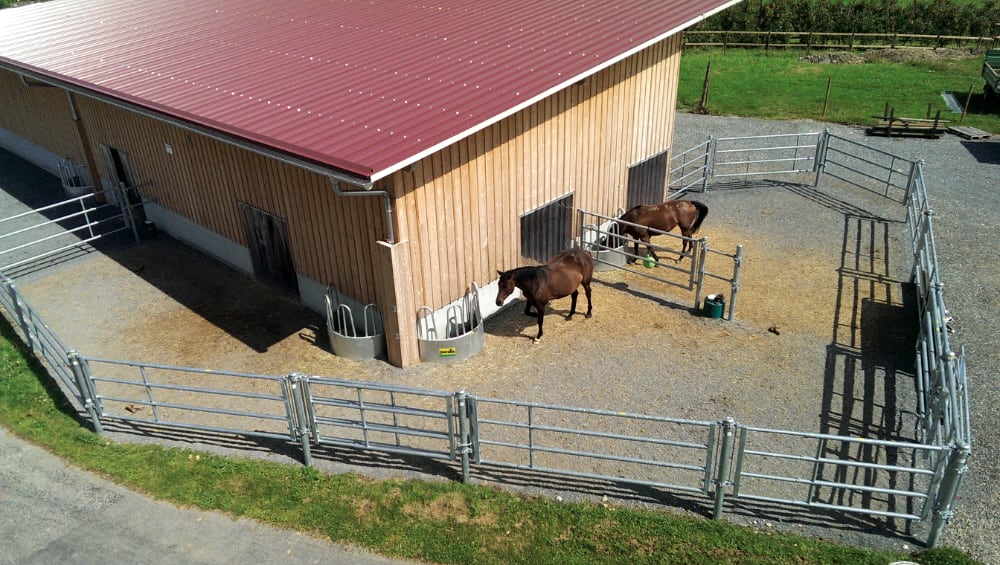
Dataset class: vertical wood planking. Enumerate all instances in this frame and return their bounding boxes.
[0,71,86,165]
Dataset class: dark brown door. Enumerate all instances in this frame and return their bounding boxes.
[239,201,298,294]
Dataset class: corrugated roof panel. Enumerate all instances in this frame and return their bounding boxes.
[0,0,742,181]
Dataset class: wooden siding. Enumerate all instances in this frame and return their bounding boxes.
[0,70,87,167]
[71,96,389,306]
[392,37,682,311]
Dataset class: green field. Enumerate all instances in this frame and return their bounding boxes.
[678,48,1000,133]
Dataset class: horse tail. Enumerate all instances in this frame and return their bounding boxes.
[689,200,709,234]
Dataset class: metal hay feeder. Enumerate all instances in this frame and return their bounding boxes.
[416,282,485,363]
[324,285,387,361]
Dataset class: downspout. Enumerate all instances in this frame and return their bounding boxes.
[330,179,395,244]
[18,74,101,195]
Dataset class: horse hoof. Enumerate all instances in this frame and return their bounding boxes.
[532,337,541,344]
[586,313,592,319]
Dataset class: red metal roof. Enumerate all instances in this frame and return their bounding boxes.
[0,0,741,182]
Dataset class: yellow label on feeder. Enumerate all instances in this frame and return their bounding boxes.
[439,347,457,357]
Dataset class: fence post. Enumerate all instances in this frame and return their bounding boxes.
[728,244,743,321]
[821,76,832,117]
[712,417,737,519]
[68,351,103,435]
[704,135,717,191]
[456,390,472,483]
[6,281,33,351]
[813,129,830,188]
[288,373,313,467]
[118,182,141,243]
[926,443,971,546]
[903,160,924,206]
[693,237,708,309]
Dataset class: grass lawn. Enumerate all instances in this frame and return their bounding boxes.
[678,48,1000,134]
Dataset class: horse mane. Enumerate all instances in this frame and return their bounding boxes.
[511,265,543,284]
[620,204,644,221]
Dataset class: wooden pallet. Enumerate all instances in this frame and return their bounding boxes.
[946,125,993,140]
[868,116,949,139]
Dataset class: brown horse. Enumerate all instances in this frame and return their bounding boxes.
[495,248,594,343]
[618,199,708,263]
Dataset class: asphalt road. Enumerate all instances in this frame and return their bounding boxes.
[0,427,411,565]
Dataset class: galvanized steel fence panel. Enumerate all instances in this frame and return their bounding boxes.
[0,273,78,405]
[816,133,917,204]
[0,187,132,274]
[79,357,297,442]
[730,425,948,521]
[470,396,720,495]
[669,139,712,197]
[300,376,460,463]
[711,132,821,179]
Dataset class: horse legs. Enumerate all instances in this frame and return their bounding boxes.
[629,236,659,264]
[644,239,660,263]
[582,281,593,318]
[523,301,538,317]
[533,307,545,343]
[566,289,578,320]
[677,230,694,263]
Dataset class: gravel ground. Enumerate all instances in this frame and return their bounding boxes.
[2,113,997,562]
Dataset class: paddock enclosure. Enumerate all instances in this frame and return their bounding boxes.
[0,118,973,550]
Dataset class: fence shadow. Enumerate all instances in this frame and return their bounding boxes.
[816,212,923,534]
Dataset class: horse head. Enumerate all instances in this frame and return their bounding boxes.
[495,269,518,306]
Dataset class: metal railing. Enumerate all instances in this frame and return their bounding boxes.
[0,130,971,546]
[0,186,132,273]
[300,376,462,467]
[470,396,722,497]
[669,138,713,197]
[816,133,918,204]
[577,207,744,319]
[731,425,948,521]
[0,272,78,403]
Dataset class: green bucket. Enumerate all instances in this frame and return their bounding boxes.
[702,294,725,319]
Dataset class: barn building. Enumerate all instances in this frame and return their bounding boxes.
[0,0,740,367]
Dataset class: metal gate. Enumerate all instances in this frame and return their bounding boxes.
[0,185,134,275]
[577,207,743,318]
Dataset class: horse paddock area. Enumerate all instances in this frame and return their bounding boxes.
[16,175,914,436]
[6,114,996,560]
